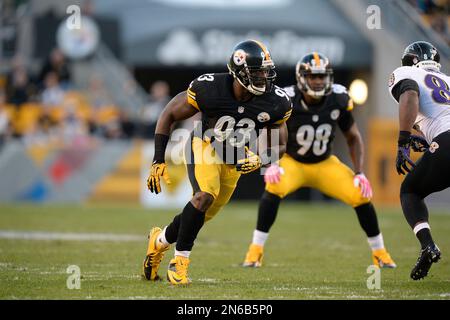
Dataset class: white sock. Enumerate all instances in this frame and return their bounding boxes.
[156,226,170,247]
[175,250,191,258]
[367,233,385,251]
[413,222,430,235]
[252,229,269,247]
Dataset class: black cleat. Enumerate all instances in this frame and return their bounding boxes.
[410,243,441,280]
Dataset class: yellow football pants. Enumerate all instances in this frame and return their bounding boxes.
[265,154,370,207]
[185,136,241,222]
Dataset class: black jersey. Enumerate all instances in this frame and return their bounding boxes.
[187,73,292,164]
[284,84,355,164]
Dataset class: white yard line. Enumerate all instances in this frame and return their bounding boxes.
[0,230,143,242]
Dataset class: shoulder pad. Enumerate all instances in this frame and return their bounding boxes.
[332,84,353,111]
[332,84,348,95]
[388,66,421,89]
[187,73,220,111]
[271,87,293,125]
[283,85,296,98]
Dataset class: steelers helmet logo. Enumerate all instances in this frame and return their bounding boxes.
[233,49,247,66]
[331,109,340,120]
[257,112,271,122]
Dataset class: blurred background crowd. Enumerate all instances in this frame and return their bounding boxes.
[0,46,173,150]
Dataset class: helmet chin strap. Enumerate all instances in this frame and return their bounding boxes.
[305,81,325,98]
[298,75,327,98]
[232,73,265,96]
[306,88,325,98]
[248,83,266,95]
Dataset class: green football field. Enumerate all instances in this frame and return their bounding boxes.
[0,202,449,300]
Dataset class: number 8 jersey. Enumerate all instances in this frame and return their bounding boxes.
[283,84,355,163]
[388,66,450,144]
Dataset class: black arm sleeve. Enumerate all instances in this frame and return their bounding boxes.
[391,79,420,102]
[338,110,355,133]
[153,133,170,163]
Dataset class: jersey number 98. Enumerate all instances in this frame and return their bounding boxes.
[296,124,332,156]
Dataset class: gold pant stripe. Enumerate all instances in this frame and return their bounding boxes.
[185,134,201,194]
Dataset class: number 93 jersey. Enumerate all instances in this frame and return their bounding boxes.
[187,73,292,164]
[283,84,355,163]
[388,66,450,144]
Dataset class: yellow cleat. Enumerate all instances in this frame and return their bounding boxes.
[372,248,397,268]
[242,244,264,268]
[142,227,169,280]
[167,256,191,285]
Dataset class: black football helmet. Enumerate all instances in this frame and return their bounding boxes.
[227,40,276,95]
[401,41,441,71]
[296,52,333,97]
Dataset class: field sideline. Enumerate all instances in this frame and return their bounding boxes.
[0,202,449,300]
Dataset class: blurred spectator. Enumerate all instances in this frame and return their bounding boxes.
[0,91,12,150]
[87,74,113,109]
[37,106,59,136]
[38,48,72,89]
[119,109,136,139]
[5,56,35,106]
[140,81,171,139]
[85,74,122,139]
[430,8,450,44]
[60,104,91,147]
[32,105,60,144]
[41,72,65,106]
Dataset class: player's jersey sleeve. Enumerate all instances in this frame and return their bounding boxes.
[332,84,354,111]
[187,75,214,112]
[388,66,421,102]
[283,85,296,99]
[332,84,355,132]
[272,87,293,125]
[337,109,355,132]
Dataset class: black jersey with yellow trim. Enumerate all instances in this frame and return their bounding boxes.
[187,73,292,164]
[283,84,354,164]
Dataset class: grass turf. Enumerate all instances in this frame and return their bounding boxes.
[0,202,449,299]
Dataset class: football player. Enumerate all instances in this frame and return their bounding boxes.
[243,52,396,269]
[389,41,450,280]
[143,40,292,285]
